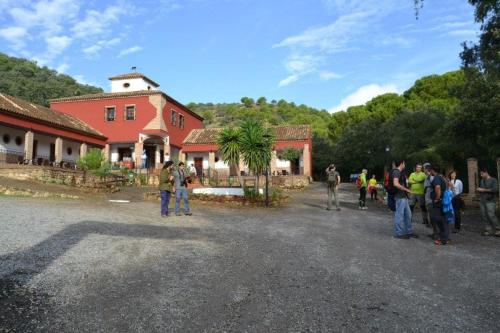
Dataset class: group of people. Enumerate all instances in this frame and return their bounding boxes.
[158,161,193,217]
[325,161,500,245]
[387,161,499,245]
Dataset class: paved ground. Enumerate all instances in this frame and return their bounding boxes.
[0,183,499,332]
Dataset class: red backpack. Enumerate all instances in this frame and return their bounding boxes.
[356,176,362,189]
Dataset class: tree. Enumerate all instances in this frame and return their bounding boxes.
[217,127,242,177]
[239,120,275,190]
[257,97,267,106]
[240,97,254,108]
[281,147,302,175]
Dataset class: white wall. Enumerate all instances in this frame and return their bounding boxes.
[215,152,230,170]
[62,140,81,161]
[276,159,291,168]
[0,124,25,153]
[110,143,135,162]
[111,78,158,93]
[186,152,209,169]
[34,133,55,158]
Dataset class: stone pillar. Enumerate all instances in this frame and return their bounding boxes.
[209,151,216,170]
[155,145,161,168]
[134,142,143,167]
[79,143,88,158]
[467,158,478,194]
[303,143,311,177]
[24,130,34,163]
[271,150,277,175]
[55,137,63,163]
[178,149,186,163]
[102,144,110,162]
[163,142,171,161]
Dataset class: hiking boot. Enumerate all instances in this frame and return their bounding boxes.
[394,235,410,239]
[184,212,193,216]
[336,208,341,211]
[407,233,419,239]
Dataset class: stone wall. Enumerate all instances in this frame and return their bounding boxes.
[0,165,121,190]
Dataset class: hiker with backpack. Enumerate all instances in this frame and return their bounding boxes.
[326,164,341,211]
[357,169,368,210]
[427,164,449,245]
[391,160,418,239]
[385,162,396,212]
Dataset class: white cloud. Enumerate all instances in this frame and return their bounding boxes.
[274,11,372,53]
[278,74,300,87]
[380,35,414,47]
[56,63,69,73]
[330,83,399,112]
[72,4,130,39]
[118,45,142,57]
[443,29,478,38]
[319,71,342,80]
[0,26,28,49]
[83,37,121,57]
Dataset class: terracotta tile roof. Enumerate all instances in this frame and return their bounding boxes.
[0,93,106,139]
[108,72,160,87]
[183,125,311,145]
[50,90,204,121]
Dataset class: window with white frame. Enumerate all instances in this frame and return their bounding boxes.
[125,105,136,120]
[105,106,116,121]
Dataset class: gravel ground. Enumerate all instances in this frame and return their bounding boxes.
[0,183,499,332]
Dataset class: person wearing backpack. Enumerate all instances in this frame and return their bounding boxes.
[385,162,396,212]
[428,164,449,245]
[391,160,417,239]
[357,169,368,210]
[326,164,341,211]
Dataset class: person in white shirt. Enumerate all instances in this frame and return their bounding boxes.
[449,170,464,233]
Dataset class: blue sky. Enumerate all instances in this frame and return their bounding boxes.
[0,0,479,111]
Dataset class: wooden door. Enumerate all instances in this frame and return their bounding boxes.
[194,157,203,176]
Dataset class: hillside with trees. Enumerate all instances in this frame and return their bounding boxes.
[0,52,102,107]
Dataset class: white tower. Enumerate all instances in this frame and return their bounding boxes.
[109,73,160,93]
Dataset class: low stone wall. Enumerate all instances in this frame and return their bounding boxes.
[0,165,121,191]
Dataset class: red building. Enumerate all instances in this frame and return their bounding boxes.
[0,93,106,166]
[50,73,204,168]
[182,125,312,177]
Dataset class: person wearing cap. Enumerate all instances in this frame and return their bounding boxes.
[173,161,192,216]
[325,164,341,211]
[408,164,428,224]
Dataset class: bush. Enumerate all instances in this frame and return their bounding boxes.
[77,148,105,171]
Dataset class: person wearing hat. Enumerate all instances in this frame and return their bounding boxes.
[173,161,192,216]
[325,164,341,211]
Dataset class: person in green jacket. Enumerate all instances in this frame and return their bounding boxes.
[358,169,368,210]
[408,163,428,224]
[159,160,174,217]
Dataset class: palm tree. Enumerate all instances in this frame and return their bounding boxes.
[239,120,275,191]
[217,127,242,181]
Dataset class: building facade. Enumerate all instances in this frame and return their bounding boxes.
[182,125,312,177]
[50,73,204,169]
[0,93,107,166]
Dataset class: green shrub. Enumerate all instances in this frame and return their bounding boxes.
[77,148,105,171]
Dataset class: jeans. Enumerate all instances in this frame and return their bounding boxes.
[480,201,499,232]
[160,190,171,216]
[359,187,366,208]
[175,187,190,214]
[394,198,412,236]
[430,205,449,241]
[409,193,428,224]
[451,196,463,230]
[327,185,340,209]
[387,192,396,212]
